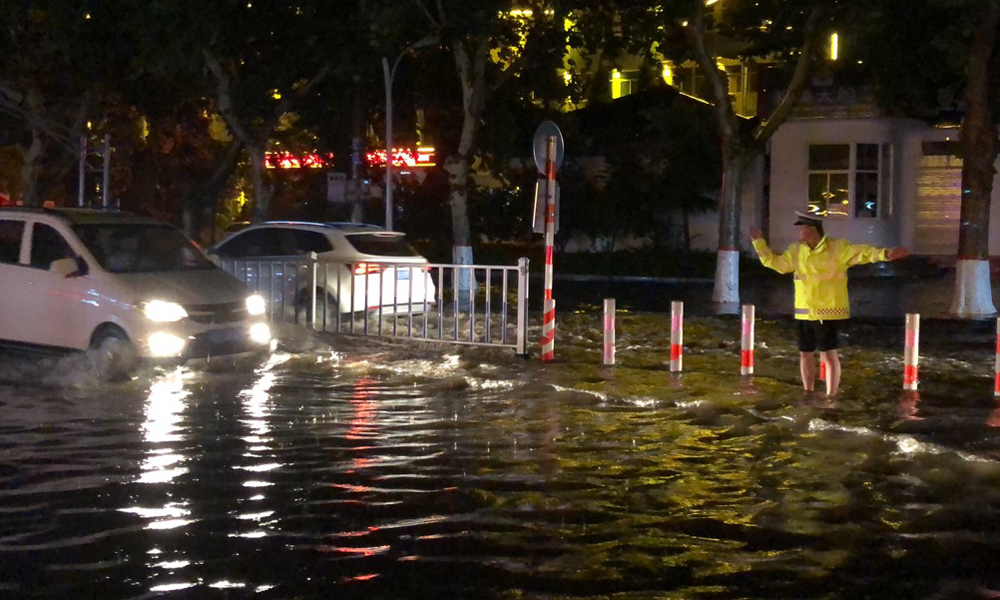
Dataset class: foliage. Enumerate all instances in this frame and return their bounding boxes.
[0,0,132,205]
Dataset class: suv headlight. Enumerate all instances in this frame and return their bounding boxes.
[246,294,266,316]
[142,300,188,322]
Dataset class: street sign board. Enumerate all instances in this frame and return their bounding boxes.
[532,179,559,234]
[533,120,564,174]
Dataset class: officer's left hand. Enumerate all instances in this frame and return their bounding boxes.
[887,247,912,261]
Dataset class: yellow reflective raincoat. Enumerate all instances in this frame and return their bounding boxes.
[752,236,890,321]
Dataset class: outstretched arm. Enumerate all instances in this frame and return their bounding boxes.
[842,242,912,266]
[750,228,795,274]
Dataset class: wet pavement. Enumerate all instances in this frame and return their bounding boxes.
[3,273,1000,599]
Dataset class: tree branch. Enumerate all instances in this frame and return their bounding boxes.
[203,50,256,148]
[754,5,825,144]
[685,7,737,144]
[410,0,442,28]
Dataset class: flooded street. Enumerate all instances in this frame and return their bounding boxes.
[4,276,1000,599]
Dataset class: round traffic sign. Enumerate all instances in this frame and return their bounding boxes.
[533,120,564,173]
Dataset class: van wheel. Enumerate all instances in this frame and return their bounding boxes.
[90,326,139,381]
[295,289,339,329]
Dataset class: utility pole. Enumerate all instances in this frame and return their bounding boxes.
[349,74,365,223]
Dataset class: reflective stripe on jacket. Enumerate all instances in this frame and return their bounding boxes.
[752,236,889,321]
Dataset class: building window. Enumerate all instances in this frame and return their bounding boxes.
[611,70,637,99]
[807,143,891,219]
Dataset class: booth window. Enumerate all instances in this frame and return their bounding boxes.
[808,143,891,219]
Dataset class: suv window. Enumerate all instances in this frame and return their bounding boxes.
[216,229,281,258]
[31,223,75,269]
[293,230,334,254]
[346,233,420,257]
[0,220,25,264]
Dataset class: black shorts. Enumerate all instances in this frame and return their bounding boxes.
[798,320,841,352]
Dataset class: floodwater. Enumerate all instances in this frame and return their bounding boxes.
[4,275,1000,599]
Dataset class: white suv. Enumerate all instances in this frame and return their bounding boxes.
[208,222,437,319]
[0,207,272,366]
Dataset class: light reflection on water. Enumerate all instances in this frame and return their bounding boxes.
[2,314,1000,598]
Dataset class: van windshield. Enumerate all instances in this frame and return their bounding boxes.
[74,223,215,273]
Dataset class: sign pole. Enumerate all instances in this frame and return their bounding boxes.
[541,135,557,361]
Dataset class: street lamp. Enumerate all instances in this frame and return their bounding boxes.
[382,37,436,232]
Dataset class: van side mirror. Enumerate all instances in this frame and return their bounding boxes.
[50,256,89,278]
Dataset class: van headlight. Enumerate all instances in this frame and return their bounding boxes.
[142,300,188,322]
[246,294,266,316]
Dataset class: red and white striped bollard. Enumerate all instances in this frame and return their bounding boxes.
[540,135,557,362]
[670,301,683,372]
[741,304,755,375]
[903,313,920,391]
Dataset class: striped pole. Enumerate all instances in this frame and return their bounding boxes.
[903,313,920,391]
[994,318,1000,396]
[670,301,683,372]
[541,136,557,362]
[603,298,615,365]
[541,299,555,361]
[741,304,755,375]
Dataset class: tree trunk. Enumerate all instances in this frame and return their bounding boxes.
[446,39,487,307]
[20,128,43,207]
[684,5,824,311]
[712,150,745,309]
[444,153,475,307]
[951,2,1000,317]
[181,141,244,240]
[247,146,271,223]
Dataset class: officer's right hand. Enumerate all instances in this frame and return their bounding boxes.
[749,228,762,240]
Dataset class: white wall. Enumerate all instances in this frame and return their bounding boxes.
[768,118,915,250]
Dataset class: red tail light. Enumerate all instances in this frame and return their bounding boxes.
[354,262,382,275]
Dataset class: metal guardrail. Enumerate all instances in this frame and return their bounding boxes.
[221,255,529,354]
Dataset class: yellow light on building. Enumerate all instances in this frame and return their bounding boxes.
[563,71,572,84]
[612,70,621,80]
[830,33,839,60]
[662,65,673,85]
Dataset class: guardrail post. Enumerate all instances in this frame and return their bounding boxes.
[516,257,529,356]
[308,252,318,330]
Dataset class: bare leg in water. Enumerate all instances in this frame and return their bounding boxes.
[821,350,841,397]
[799,352,816,392]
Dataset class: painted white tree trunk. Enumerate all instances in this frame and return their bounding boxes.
[950,259,997,317]
[712,249,740,313]
[452,244,477,310]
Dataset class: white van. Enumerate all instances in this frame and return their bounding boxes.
[0,207,272,366]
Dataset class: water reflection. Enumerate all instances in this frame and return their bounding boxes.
[899,390,922,420]
[129,368,196,594]
[347,377,379,474]
[233,353,285,540]
[138,368,189,484]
